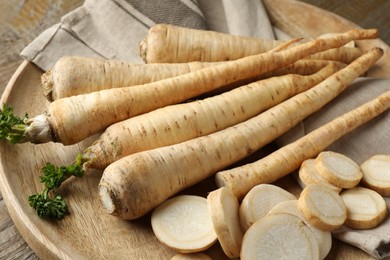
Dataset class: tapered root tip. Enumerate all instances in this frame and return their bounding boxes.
[99,185,116,214]
[351,28,380,39]
[367,28,380,39]
[214,172,229,189]
[373,47,384,56]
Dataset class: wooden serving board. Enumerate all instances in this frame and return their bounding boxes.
[0,0,389,259]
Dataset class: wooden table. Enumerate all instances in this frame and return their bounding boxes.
[0,2,84,259]
[0,0,389,259]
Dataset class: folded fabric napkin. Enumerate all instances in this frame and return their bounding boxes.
[20,0,390,258]
[21,0,274,71]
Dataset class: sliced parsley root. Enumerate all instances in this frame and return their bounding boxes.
[28,154,86,219]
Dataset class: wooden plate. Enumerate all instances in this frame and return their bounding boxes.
[0,0,389,259]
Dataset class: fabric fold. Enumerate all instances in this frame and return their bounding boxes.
[197,0,275,38]
[333,199,390,259]
[21,0,208,71]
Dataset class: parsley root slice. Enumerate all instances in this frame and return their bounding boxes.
[239,184,296,232]
[298,183,347,231]
[340,187,387,229]
[240,214,320,260]
[2,29,379,145]
[98,47,383,220]
[42,56,218,101]
[298,158,342,193]
[360,154,390,196]
[207,187,243,258]
[315,151,363,189]
[151,195,217,253]
[84,65,336,170]
[267,200,332,260]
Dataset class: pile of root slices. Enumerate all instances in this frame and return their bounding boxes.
[151,151,389,259]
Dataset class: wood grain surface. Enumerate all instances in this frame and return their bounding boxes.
[0,1,84,259]
[0,0,389,259]
[301,0,390,45]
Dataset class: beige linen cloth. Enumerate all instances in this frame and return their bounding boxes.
[20,0,390,258]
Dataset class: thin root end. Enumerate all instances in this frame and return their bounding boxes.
[214,172,228,188]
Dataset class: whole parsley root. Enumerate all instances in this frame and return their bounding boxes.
[83,64,336,170]
[98,48,383,220]
[139,24,285,63]
[140,24,363,64]
[216,86,390,200]
[0,29,379,146]
[30,63,335,219]
[42,56,217,101]
[43,38,302,101]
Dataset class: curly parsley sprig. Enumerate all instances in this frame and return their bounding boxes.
[29,154,86,219]
[0,104,28,144]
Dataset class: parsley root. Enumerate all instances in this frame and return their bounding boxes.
[30,59,336,219]
[140,24,363,64]
[139,24,285,63]
[2,29,379,146]
[83,65,336,170]
[216,87,390,199]
[42,56,217,101]
[98,47,383,220]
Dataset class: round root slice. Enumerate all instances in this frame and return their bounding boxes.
[361,154,390,196]
[294,171,307,189]
[298,183,347,231]
[239,184,296,232]
[317,33,355,48]
[267,200,332,260]
[207,187,243,258]
[171,253,212,260]
[340,187,388,229]
[316,151,362,189]
[299,159,342,193]
[241,214,320,260]
[151,195,217,253]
